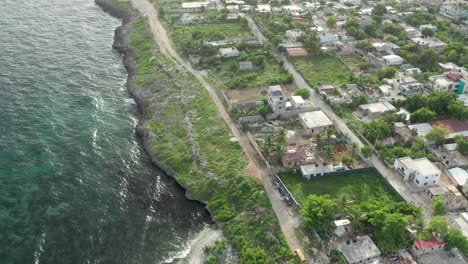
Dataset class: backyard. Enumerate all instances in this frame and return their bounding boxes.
[279,169,400,204]
[340,55,368,74]
[291,55,352,86]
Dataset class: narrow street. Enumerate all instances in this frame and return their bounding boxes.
[245,15,434,223]
[130,0,315,260]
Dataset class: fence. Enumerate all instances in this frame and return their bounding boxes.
[220,90,232,110]
[275,173,302,210]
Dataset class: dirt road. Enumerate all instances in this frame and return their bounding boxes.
[129,0,315,260]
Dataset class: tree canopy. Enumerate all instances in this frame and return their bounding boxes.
[301,194,337,237]
[425,125,449,146]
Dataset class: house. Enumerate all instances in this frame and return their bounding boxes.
[285,29,304,42]
[286,47,309,57]
[334,219,352,238]
[426,186,446,200]
[181,1,212,12]
[396,76,424,97]
[446,184,467,211]
[398,249,417,264]
[403,67,422,76]
[291,95,305,109]
[218,47,240,58]
[282,5,303,15]
[440,4,468,21]
[394,157,441,187]
[449,168,468,195]
[410,37,447,52]
[429,73,466,94]
[255,4,271,13]
[340,0,361,6]
[408,123,432,138]
[405,27,421,38]
[319,33,339,46]
[303,1,321,11]
[299,111,333,134]
[267,85,286,112]
[300,163,333,178]
[239,61,253,71]
[338,235,381,264]
[453,212,468,238]
[359,102,396,119]
[411,238,445,256]
[379,85,395,97]
[363,86,379,99]
[419,24,437,32]
[382,55,404,66]
[394,122,414,143]
[282,143,318,167]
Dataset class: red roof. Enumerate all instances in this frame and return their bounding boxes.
[446,72,463,81]
[286,47,309,56]
[414,238,445,250]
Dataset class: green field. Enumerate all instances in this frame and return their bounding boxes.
[279,169,400,204]
[208,52,292,90]
[291,55,352,86]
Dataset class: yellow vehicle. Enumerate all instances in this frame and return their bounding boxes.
[294,249,306,263]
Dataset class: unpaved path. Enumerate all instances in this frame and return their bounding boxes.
[129,0,311,260]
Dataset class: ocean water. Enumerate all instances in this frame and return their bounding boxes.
[0,0,209,263]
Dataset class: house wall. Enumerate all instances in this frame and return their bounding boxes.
[411,244,445,256]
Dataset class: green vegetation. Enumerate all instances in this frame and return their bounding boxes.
[291,55,352,86]
[169,21,251,55]
[128,17,293,263]
[426,125,449,146]
[455,135,468,155]
[433,196,446,215]
[204,240,229,263]
[378,136,436,164]
[206,49,292,90]
[294,170,420,251]
[394,92,468,120]
[279,169,400,204]
[294,88,310,99]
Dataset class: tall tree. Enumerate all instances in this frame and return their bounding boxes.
[428,216,448,237]
[326,16,337,28]
[377,213,410,253]
[372,3,387,17]
[410,107,437,123]
[347,208,367,237]
[421,28,434,37]
[419,48,438,71]
[302,194,337,237]
[336,193,352,216]
[446,228,468,253]
[350,142,359,158]
[323,145,335,163]
[432,196,446,215]
[426,125,449,146]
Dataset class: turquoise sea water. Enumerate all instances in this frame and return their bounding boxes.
[0,0,209,263]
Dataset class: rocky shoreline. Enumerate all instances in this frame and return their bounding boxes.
[95,0,211,207]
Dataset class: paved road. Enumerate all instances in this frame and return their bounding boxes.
[246,15,434,222]
[132,0,312,258]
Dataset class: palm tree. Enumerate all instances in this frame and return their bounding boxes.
[350,142,359,158]
[263,135,274,162]
[314,132,323,145]
[275,129,286,147]
[336,193,352,217]
[346,208,367,237]
[323,145,335,164]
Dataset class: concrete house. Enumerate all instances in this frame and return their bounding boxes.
[282,143,318,167]
[334,219,352,237]
[359,102,396,119]
[239,61,253,71]
[411,238,445,256]
[319,33,339,46]
[382,54,404,66]
[429,73,466,94]
[181,1,212,12]
[291,95,305,109]
[267,85,286,112]
[440,4,468,21]
[410,37,447,52]
[396,76,424,97]
[285,29,304,42]
[255,4,271,13]
[299,110,333,134]
[338,235,381,264]
[394,157,441,187]
[218,47,240,58]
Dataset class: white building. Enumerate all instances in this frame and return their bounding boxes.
[319,33,339,46]
[340,0,361,6]
[394,157,441,187]
[218,47,240,58]
[359,102,396,119]
[299,111,333,134]
[282,5,303,15]
[181,1,211,12]
[410,37,447,52]
[334,219,351,237]
[440,4,468,21]
[291,95,305,109]
[267,85,286,112]
[255,4,271,13]
[382,55,404,66]
[339,235,381,264]
[285,29,304,42]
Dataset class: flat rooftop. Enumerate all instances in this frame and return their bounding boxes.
[359,102,396,114]
[339,235,381,264]
[397,157,441,176]
[299,111,332,129]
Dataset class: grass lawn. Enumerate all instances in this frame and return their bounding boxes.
[208,55,292,90]
[291,55,352,86]
[279,169,400,204]
[172,22,252,42]
[340,55,367,74]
